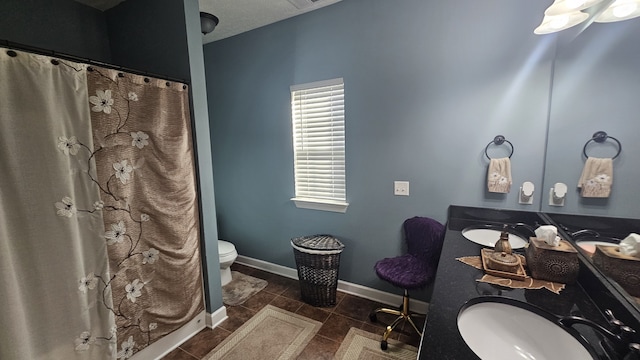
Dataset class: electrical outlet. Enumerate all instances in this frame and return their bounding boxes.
[394,181,409,196]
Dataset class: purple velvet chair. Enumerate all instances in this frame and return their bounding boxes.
[369,216,445,350]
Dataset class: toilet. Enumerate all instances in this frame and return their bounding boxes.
[218,240,238,286]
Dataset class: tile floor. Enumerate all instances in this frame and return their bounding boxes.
[161,263,424,359]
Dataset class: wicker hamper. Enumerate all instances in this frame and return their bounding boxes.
[291,234,345,307]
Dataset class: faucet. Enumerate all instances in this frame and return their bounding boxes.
[559,309,638,359]
[625,343,640,360]
[506,222,536,237]
[557,223,602,238]
[571,229,602,238]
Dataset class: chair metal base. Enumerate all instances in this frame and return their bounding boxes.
[369,289,425,350]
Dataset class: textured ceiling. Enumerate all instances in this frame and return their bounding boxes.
[200,0,341,43]
[74,0,342,43]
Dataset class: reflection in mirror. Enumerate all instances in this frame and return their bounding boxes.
[542,13,640,217]
[540,10,640,329]
[545,213,640,314]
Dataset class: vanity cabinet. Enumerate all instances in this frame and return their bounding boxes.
[418,205,631,359]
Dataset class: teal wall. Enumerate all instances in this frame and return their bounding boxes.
[203,0,555,297]
[0,0,111,61]
[542,20,640,218]
[182,0,223,312]
[106,0,190,80]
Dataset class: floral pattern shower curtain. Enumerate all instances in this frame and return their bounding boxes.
[0,49,204,359]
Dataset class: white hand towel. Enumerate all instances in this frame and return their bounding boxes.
[577,157,613,198]
[487,157,512,193]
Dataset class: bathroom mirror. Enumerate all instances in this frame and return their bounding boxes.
[540,17,640,317]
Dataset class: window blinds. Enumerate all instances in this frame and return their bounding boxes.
[291,78,345,203]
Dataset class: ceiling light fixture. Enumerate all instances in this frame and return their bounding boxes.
[200,12,219,35]
[535,0,640,34]
[534,11,590,34]
[545,0,605,16]
[595,0,640,22]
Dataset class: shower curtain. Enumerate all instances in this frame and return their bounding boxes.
[0,49,204,359]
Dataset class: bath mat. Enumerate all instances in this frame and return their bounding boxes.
[334,328,418,360]
[203,305,321,360]
[222,271,268,306]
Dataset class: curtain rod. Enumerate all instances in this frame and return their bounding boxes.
[1,39,190,85]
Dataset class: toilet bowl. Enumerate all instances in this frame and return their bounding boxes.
[218,240,238,286]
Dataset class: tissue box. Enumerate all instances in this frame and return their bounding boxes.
[525,237,579,284]
[592,245,640,297]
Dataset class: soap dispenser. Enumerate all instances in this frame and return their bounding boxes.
[494,225,512,254]
[485,224,521,274]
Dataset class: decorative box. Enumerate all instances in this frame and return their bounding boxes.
[525,237,579,284]
[592,245,640,297]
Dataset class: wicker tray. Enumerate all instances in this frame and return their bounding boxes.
[481,248,527,281]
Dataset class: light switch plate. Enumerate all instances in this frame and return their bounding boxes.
[394,181,409,196]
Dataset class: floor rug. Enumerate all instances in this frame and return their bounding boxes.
[204,305,321,360]
[334,328,418,360]
[222,271,268,306]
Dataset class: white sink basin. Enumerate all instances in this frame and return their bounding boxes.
[574,236,620,255]
[457,297,596,360]
[576,240,619,255]
[462,228,527,249]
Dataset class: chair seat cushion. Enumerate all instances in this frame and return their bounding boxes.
[374,254,433,289]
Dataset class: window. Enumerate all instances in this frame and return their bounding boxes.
[290,78,348,213]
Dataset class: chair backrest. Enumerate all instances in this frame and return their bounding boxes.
[403,216,446,271]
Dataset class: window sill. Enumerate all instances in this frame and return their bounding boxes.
[291,198,349,213]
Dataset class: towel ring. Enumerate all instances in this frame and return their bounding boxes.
[485,135,514,159]
[582,131,621,159]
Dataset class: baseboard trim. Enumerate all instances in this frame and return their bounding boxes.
[236,255,429,314]
[237,255,299,279]
[206,305,228,329]
[131,310,206,360]
[337,280,429,314]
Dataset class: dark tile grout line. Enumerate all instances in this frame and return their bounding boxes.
[177,350,199,360]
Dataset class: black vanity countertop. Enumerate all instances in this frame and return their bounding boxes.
[418,206,610,360]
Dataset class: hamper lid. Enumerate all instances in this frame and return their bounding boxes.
[292,234,345,251]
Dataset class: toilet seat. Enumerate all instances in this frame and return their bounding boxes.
[218,240,236,257]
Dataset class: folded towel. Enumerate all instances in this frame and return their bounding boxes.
[487,157,512,193]
[577,157,613,198]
